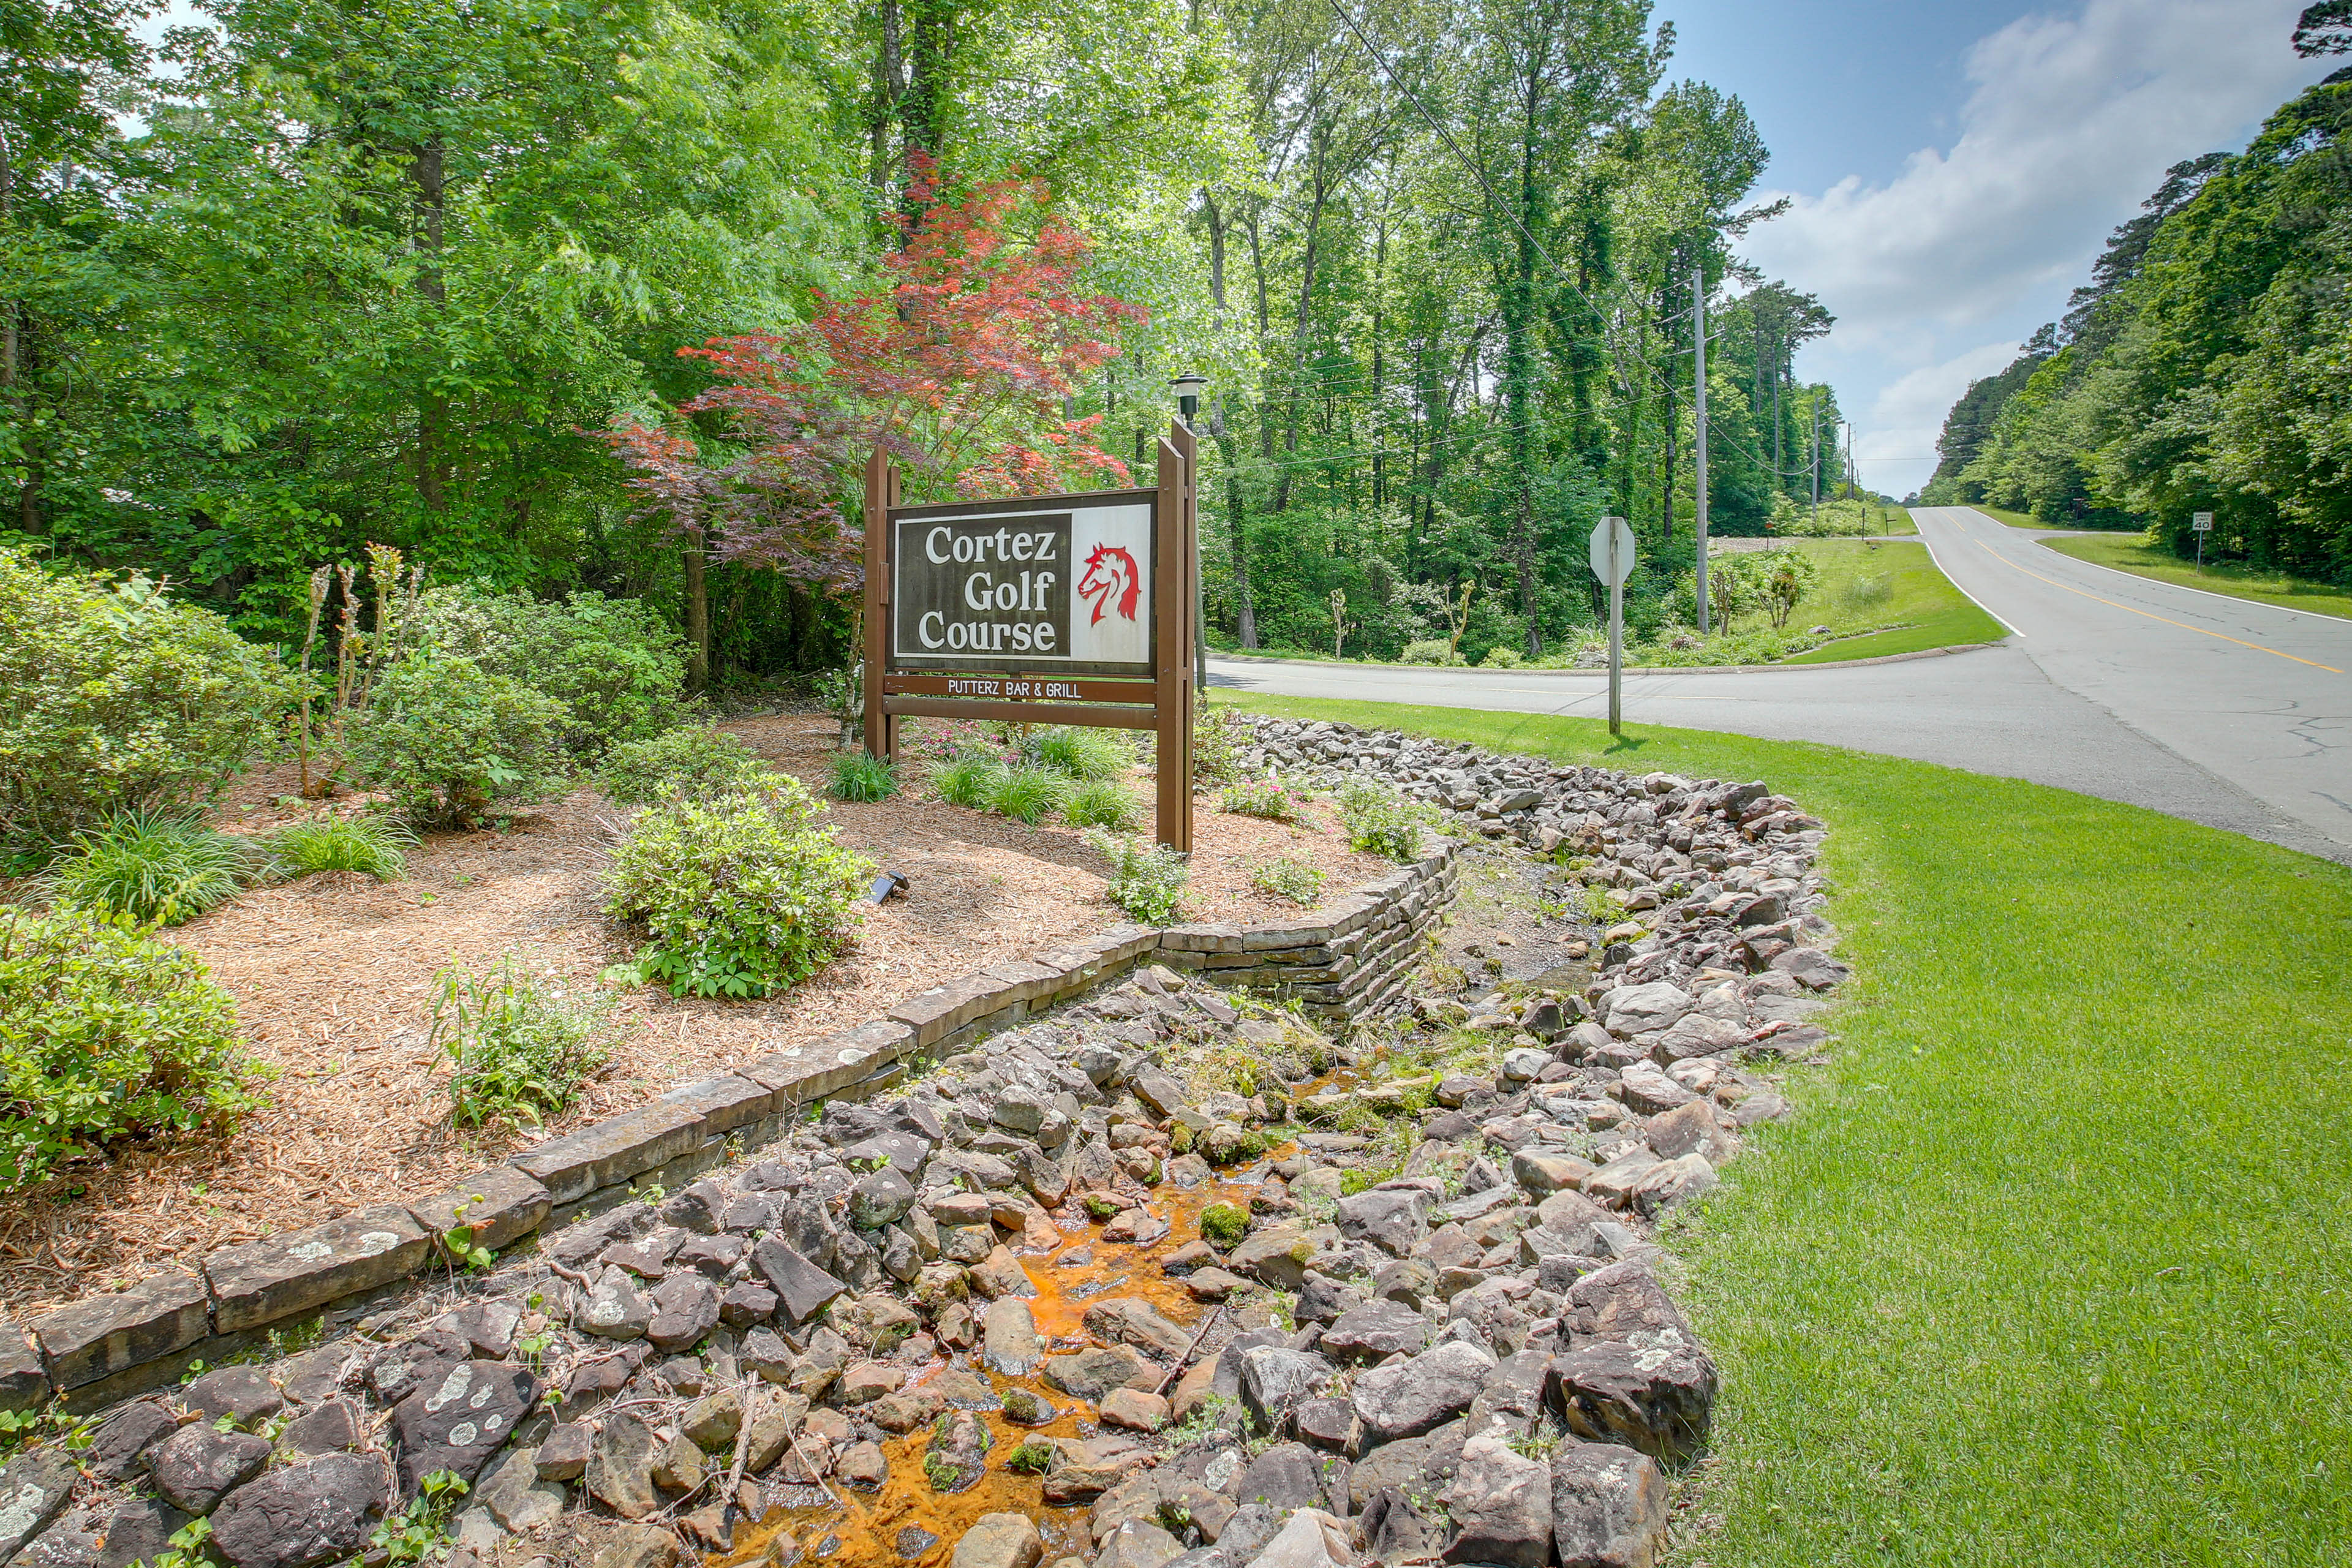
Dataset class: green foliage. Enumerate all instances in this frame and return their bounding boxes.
[830,751,899,803]
[1033,725,1129,781]
[1581,884,1627,926]
[45,810,256,925]
[1480,644,1523,668]
[409,586,690,760]
[430,957,617,1129]
[1221,773,1309,822]
[0,907,265,1190]
[0,552,288,846]
[343,652,567,827]
[596,727,775,807]
[1251,858,1324,905]
[929,755,1005,810]
[266,814,414,881]
[1192,703,1245,786]
[1334,778,1437,861]
[1199,1200,1248,1247]
[1063,779,1144,831]
[1084,828,1188,924]
[604,781,873,998]
[371,1471,469,1567]
[1006,1438,1056,1474]
[986,765,1069,825]
[1400,639,1462,666]
[812,668,865,745]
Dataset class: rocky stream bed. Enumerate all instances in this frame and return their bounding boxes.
[0,718,1845,1568]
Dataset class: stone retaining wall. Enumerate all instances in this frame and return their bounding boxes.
[0,833,1461,1418]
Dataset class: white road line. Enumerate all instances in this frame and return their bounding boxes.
[2024,533,2352,627]
[1921,511,2025,638]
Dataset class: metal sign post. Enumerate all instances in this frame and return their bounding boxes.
[1588,514,1635,737]
[2192,511,2213,571]
[862,424,1197,852]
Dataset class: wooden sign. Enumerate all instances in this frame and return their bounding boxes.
[862,423,1196,851]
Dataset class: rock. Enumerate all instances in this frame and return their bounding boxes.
[1238,1508,1354,1568]
[650,1433,704,1493]
[1442,1433,1550,1567]
[1226,1225,1314,1291]
[848,1167,918,1229]
[1098,1389,1168,1431]
[1548,1338,1716,1465]
[589,1525,677,1568]
[94,1499,187,1568]
[88,1400,178,1480]
[660,1180,726,1235]
[149,1425,271,1516]
[578,1268,653,1340]
[1563,1262,1692,1343]
[999,1388,1057,1426]
[1294,1396,1359,1455]
[1627,1153,1718,1216]
[1512,1150,1596,1197]
[922,1412,987,1492]
[680,1390,744,1450]
[1239,1346,1328,1433]
[1083,1299,1193,1359]
[739,1326,796,1383]
[1091,1520,1183,1568]
[1584,1150,1662,1208]
[1351,1340,1495,1443]
[1357,1488,1434,1561]
[535,1423,592,1482]
[1333,1189,1428,1257]
[12,1524,96,1568]
[390,1360,535,1491]
[742,1394,802,1474]
[1231,1442,1325,1511]
[720,1281,778,1327]
[1551,1442,1669,1568]
[182,1366,283,1430]
[981,1299,1042,1378]
[1500,1048,1550,1082]
[752,1240,848,1325]
[206,1453,385,1568]
[279,1399,364,1457]
[0,1451,79,1564]
[1613,1065,1694,1116]
[473,1446,566,1534]
[1101,1207,1169,1246]
[949,1513,1042,1568]
[1040,1344,1144,1402]
[1292,1275,1363,1327]
[1643,1100,1733,1163]
[647,1273,720,1353]
[1183,1268,1245,1302]
[835,1362,905,1404]
[1599,983,1692,1038]
[969,1247,1035,1300]
[585,1411,665,1520]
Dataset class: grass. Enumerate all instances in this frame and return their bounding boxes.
[1680,539,2005,665]
[2038,532,2352,622]
[829,750,899,802]
[47,809,256,925]
[1222,690,2352,1567]
[267,814,415,881]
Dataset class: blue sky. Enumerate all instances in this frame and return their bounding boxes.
[1662,0,2335,497]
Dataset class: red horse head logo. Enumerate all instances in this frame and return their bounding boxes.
[1079,543,1142,627]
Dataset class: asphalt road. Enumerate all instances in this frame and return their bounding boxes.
[1208,506,2352,864]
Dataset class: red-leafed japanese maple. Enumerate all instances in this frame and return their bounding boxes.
[604,159,1145,589]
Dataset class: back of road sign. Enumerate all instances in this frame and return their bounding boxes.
[1589,516,1637,587]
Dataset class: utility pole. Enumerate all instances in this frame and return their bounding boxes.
[1692,263,1710,634]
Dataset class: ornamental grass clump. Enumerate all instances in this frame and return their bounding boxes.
[45,809,258,926]
[830,750,899,803]
[604,779,873,998]
[0,907,266,1190]
[1084,827,1187,924]
[597,727,774,806]
[431,956,618,1129]
[1033,725,1129,782]
[927,753,1005,810]
[1063,779,1142,831]
[267,814,415,882]
[986,765,1068,825]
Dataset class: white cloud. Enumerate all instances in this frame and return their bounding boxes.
[1733,0,2322,495]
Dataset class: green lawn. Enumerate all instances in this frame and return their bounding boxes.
[1959,501,2042,529]
[2040,531,2352,622]
[1221,693,2352,1567]
[1766,539,2006,664]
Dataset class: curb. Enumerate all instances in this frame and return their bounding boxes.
[1212,639,2006,680]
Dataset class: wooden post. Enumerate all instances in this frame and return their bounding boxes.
[861,450,898,762]
[1154,424,1196,854]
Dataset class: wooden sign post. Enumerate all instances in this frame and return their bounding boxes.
[861,422,1196,853]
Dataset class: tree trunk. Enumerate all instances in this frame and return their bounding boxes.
[1215,413,1256,648]
[869,0,905,192]
[683,527,710,692]
[410,140,449,513]
[0,127,27,537]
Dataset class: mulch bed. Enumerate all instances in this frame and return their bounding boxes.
[0,711,1388,1314]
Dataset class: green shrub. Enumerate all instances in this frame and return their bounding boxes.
[0,907,265,1189]
[431,956,617,1129]
[1192,703,1245,785]
[0,552,289,846]
[1033,726,1129,782]
[596,727,774,806]
[1198,1200,1248,1248]
[1335,777,1438,861]
[1400,638,1461,666]
[986,765,1068,825]
[929,754,1005,810]
[1481,645,1523,669]
[831,751,899,803]
[45,810,256,926]
[410,585,689,759]
[1064,779,1142,831]
[1085,827,1188,924]
[1251,858,1324,905]
[267,815,414,881]
[811,666,864,747]
[342,652,568,827]
[1221,774,1308,822]
[604,781,873,998]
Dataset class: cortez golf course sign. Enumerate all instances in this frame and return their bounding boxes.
[860,423,1199,850]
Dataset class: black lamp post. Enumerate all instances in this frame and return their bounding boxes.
[1170,373,1208,688]
[1170,371,1207,428]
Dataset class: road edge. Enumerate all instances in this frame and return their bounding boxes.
[1209,639,2005,680]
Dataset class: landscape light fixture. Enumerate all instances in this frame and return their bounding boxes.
[1170,372,1207,426]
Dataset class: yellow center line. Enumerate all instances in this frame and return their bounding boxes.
[1962,529,2344,674]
